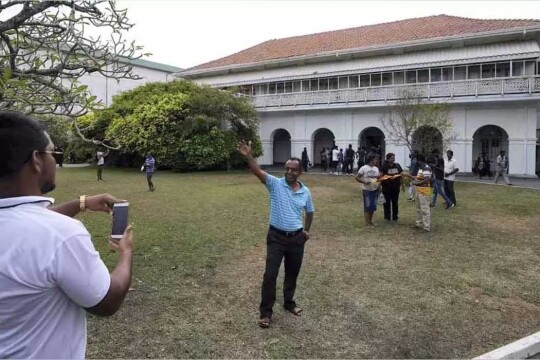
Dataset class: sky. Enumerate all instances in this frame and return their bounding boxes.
[117,0,540,69]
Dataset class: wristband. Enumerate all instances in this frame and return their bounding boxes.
[79,195,87,212]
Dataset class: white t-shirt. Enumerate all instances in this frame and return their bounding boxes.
[97,151,105,166]
[444,158,458,181]
[332,149,339,162]
[0,196,111,359]
[357,165,380,191]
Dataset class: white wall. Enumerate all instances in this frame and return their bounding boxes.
[78,65,175,106]
[259,103,538,176]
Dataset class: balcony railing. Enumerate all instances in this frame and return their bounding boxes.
[251,76,540,108]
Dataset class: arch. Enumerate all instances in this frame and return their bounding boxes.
[472,125,509,173]
[358,127,385,157]
[272,128,291,165]
[312,128,335,165]
[412,126,443,156]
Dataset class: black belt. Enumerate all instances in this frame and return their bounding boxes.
[269,225,303,237]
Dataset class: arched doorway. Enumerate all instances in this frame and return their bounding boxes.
[472,125,509,172]
[312,128,335,165]
[272,129,291,165]
[358,127,385,157]
[412,126,443,156]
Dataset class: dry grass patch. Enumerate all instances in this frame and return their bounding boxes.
[52,168,540,358]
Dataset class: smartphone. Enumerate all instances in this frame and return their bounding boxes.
[111,202,129,239]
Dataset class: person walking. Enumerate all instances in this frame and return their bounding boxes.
[407,151,419,201]
[0,111,134,359]
[331,146,339,174]
[409,154,432,232]
[356,154,381,226]
[337,148,344,175]
[494,150,512,185]
[344,144,355,175]
[237,140,314,329]
[96,149,109,181]
[356,146,366,169]
[428,149,454,209]
[320,147,328,172]
[142,154,156,191]
[380,153,403,222]
[301,147,309,172]
[444,150,459,206]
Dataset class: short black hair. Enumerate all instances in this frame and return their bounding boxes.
[447,150,454,156]
[0,111,49,178]
[386,152,395,160]
[367,154,378,163]
[287,157,302,170]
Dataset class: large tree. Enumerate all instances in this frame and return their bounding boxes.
[0,1,144,125]
[380,88,455,155]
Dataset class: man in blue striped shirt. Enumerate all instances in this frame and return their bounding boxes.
[142,154,155,191]
[238,140,314,329]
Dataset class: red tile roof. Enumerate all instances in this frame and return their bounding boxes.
[189,15,540,72]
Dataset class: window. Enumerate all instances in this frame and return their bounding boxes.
[371,73,382,86]
[512,61,524,76]
[525,60,536,75]
[338,76,349,89]
[276,82,284,94]
[293,81,301,92]
[320,78,329,90]
[468,65,480,79]
[349,75,359,88]
[301,80,310,92]
[382,72,392,86]
[418,69,429,83]
[285,82,293,93]
[430,68,441,82]
[454,66,466,80]
[360,75,370,87]
[310,79,319,91]
[406,70,417,84]
[269,83,276,94]
[393,71,404,85]
[482,64,495,78]
[496,62,510,78]
[329,77,339,90]
[442,67,453,81]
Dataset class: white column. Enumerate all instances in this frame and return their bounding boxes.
[450,138,473,175]
[508,138,537,177]
[260,140,273,166]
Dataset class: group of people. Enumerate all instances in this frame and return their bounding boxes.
[319,144,380,175]
[473,150,512,185]
[356,148,458,232]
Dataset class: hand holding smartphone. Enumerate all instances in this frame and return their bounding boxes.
[111,202,129,239]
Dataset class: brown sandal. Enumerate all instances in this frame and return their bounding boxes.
[285,306,303,316]
[258,317,271,328]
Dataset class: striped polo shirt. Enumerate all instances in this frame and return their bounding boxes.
[266,174,315,231]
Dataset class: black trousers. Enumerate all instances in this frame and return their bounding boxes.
[260,227,306,319]
[97,165,103,180]
[383,187,400,221]
[444,180,456,205]
[344,159,354,174]
[302,160,308,172]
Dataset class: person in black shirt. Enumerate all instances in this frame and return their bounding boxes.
[344,144,355,175]
[428,149,454,209]
[301,147,309,172]
[380,153,403,221]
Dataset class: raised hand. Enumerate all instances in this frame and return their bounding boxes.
[237,140,253,157]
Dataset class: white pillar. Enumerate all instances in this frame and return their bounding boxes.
[261,139,273,166]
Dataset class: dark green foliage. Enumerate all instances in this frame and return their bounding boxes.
[102,80,261,171]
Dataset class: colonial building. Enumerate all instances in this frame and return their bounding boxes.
[80,58,182,106]
[179,15,540,177]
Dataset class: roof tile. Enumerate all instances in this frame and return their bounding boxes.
[189,15,540,71]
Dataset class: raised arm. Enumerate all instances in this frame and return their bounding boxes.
[237,140,267,184]
[49,194,126,218]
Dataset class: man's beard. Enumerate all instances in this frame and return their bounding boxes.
[40,182,56,194]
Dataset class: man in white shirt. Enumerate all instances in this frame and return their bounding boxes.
[0,111,134,359]
[331,146,339,174]
[355,154,381,226]
[494,150,512,185]
[443,150,459,206]
[96,149,109,181]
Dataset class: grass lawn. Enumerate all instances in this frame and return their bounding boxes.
[53,166,540,359]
